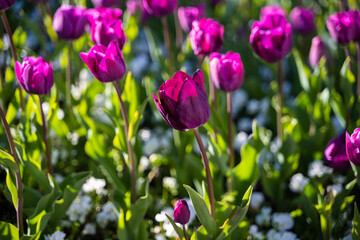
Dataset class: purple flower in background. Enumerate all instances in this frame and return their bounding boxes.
[126,0,151,23]
[0,0,15,10]
[92,0,120,8]
[346,128,360,166]
[326,11,354,45]
[324,133,350,172]
[91,19,126,48]
[250,14,293,63]
[350,10,360,41]
[173,199,190,225]
[143,0,177,17]
[260,5,286,20]
[153,70,210,131]
[15,57,54,95]
[178,4,206,32]
[80,40,126,83]
[53,4,87,40]
[86,7,123,27]
[289,7,315,35]
[210,51,245,92]
[309,36,326,68]
[189,18,224,57]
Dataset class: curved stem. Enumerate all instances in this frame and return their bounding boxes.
[193,128,216,221]
[66,41,72,108]
[1,11,25,111]
[182,225,189,240]
[39,97,53,175]
[0,107,23,237]
[161,16,174,75]
[345,46,352,72]
[113,80,137,203]
[277,60,283,147]
[227,92,234,191]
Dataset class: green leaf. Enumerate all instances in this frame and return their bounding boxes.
[128,98,148,140]
[6,169,18,209]
[0,149,18,172]
[183,184,215,235]
[0,221,19,240]
[293,49,310,93]
[353,202,360,240]
[165,214,184,240]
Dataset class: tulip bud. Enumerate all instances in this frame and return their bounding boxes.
[289,7,315,35]
[350,10,360,42]
[53,4,87,40]
[143,0,177,17]
[210,51,245,92]
[177,4,206,32]
[250,14,293,63]
[324,133,350,172]
[153,70,210,131]
[346,128,360,166]
[86,7,123,27]
[0,0,15,11]
[189,18,224,57]
[326,11,354,45]
[260,5,286,20]
[90,19,126,48]
[15,57,54,95]
[309,36,326,68]
[91,0,120,8]
[80,40,126,83]
[173,199,190,225]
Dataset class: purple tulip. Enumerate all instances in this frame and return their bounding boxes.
[178,4,206,32]
[53,4,87,40]
[80,40,126,83]
[143,0,177,17]
[86,7,123,27]
[126,0,151,23]
[15,57,53,95]
[289,7,315,35]
[91,19,126,48]
[0,0,15,10]
[260,5,286,20]
[326,12,354,45]
[189,18,224,57]
[92,0,120,8]
[350,10,360,41]
[173,199,190,225]
[153,70,210,131]
[250,14,293,63]
[309,36,326,68]
[346,128,360,166]
[210,51,245,92]
[324,133,350,172]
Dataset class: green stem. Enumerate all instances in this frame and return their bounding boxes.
[39,97,53,175]
[277,60,283,147]
[182,225,189,240]
[174,8,183,49]
[161,16,174,75]
[209,60,217,109]
[66,41,72,108]
[227,92,234,191]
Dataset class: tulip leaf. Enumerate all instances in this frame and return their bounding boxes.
[165,214,184,240]
[128,98,148,140]
[5,169,18,210]
[183,184,215,235]
[293,49,310,94]
[0,149,18,173]
[353,202,360,240]
[330,90,346,128]
[0,221,19,240]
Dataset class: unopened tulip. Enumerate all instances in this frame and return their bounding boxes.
[80,40,126,83]
[346,128,360,166]
[324,133,350,172]
[326,12,354,45]
[289,7,315,35]
[53,4,87,40]
[90,19,126,48]
[210,51,245,92]
[250,14,293,63]
[15,57,54,95]
[173,199,190,225]
[350,10,360,42]
[0,0,15,10]
[92,0,120,8]
[260,5,286,20]
[189,18,224,57]
[177,4,206,32]
[143,0,177,17]
[86,7,123,27]
[153,70,210,131]
[309,36,326,68]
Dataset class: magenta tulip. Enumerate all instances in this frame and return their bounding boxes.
[90,19,126,48]
[177,4,206,32]
[324,133,350,172]
[309,36,326,68]
[327,12,354,45]
[80,40,126,83]
[143,0,177,17]
[346,128,360,166]
[173,199,190,225]
[91,0,120,8]
[153,70,210,131]
[260,5,286,20]
[15,57,53,95]
[53,5,87,40]
[86,7,123,27]
[0,0,15,10]
[289,7,315,35]
[350,10,360,42]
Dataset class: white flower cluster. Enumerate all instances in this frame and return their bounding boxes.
[289,173,309,193]
[249,225,264,239]
[96,202,118,228]
[82,177,107,195]
[67,195,92,223]
[255,207,272,226]
[163,177,178,191]
[83,222,96,235]
[327,184,343,197]
[272,213,294,231]
[250,192,265,210]
[267,229,297,240]
[308,160,332,178]
[44,231,66,240]
[140,128,172,156]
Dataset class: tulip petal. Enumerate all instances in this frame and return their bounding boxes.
[192,69,205,92]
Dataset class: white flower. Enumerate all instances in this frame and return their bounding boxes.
[333,175,346,185]
[289,173,309,193]
[247,99,261,115]
[163,177,178,190]
[255,207,272,226]
[184,198,196,225]
[259,98,270,114]
[234,131,248,152]
[96,202,118,228]
[249,225,264,239]
[143,137,161,156]
[42,102,50,116]
[139,156,150,171]
[155,234,167,240]
[272,213,294,231]
[232,89,248,116]
[53,173,64,184]
[82,177,106,195]
[66,195,92,223]
[155,208,173,223]
[250,192,265,210]
[237,118,253,132]
[83,222,96,235]
[267,229,282,240]
[57,109,65,120]
[280,231,297,240]
[139,128,152,141]
[308,160,332,178]
[327,184,343,197]
[44,231,66,240]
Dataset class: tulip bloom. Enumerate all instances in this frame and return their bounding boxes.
[326,12,354,45]
[53,4,87,40]
[91,0,120,8]
[90,19,126,48]
[177,4,206,32]
[173,199,190,225]
[143,0,177,17]
[260,5,286,20]
[350,10,360,42]
[289,7,315,35]
[189,18,224,57]
[0,0,15,10]
[15,57,54,95]
[80,40,126,83]
[250,14,293,63]
[346,128,360,166]
[309,36,326,68]
[153,70,210,131]
[86,7,123,27]
[324,133,350,172]
[210,51,245,92]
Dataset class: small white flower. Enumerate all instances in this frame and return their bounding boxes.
[44,231,66,240]
[139,128,152,141]
[237,118,253,132]
[234,131,248,152]
[272,213,294,231]
[249,224,264,239]
[155,208,173,223]
[42,102,50,116]
[163,177,178,190]
[255,207,272,226]
[280,231,297,240]
[308,160,332,178]
[82,177,106,195]
[250,192,265,210]
[333,175,346,185]
[155,233,167,240]
[67,195,92,223]
[247,99,261,115]
[139,156,150,171]
[289,173,309,193]
[232,89,248,116]
[57,109,65,120]
[53,173,64,184]
[267,229,282,240]
[327,184,343,197]
[143,137,161,156]
[83,223,96,235]
[96,202,118,228]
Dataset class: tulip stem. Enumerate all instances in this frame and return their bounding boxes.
[174,9,183,49]
[66,41,72,109]
[38,97,53,175]
[227,92,234,191]
[277,60,283,147]
[1,11,25,112]
[182,225,189,240]
[193,128,216,221]
[345,46,352,72]
[113,80,137,203]
[0,107,23,238]
[161,16,174,75]
[356,43,360,97]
